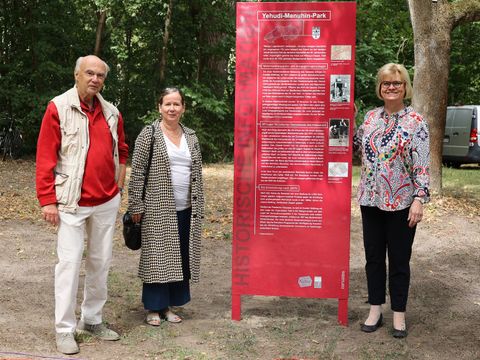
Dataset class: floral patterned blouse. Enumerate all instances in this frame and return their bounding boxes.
[353,106,430,211]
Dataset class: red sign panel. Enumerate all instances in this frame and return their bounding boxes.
[233,2,356,325]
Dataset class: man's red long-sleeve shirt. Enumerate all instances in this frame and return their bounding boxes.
[36,98,129,207]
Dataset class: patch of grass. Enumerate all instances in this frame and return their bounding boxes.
[229,330,257,353]
[75,331,95,344]
[120,326,209,359]
[359,343,411,360]
[265,319,343,360]
[217,324,258,359]
[106,269,143,329]
[442,165,480,199]
[108,270,141,303]
[158,345,211,360]
[317,327,342,358]
[121,321,181,347]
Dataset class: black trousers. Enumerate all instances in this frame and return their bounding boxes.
[360,206,417,312]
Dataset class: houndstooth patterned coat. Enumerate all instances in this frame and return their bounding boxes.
[128,120,204,283]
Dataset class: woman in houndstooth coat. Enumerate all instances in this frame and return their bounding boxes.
[128,87,204,325]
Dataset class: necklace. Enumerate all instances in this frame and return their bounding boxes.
[160,121,183,145]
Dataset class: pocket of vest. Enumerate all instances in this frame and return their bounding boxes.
[54,172,70,205]
[60,125,80,155]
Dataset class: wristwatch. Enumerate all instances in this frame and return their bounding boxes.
[414,196,425,204]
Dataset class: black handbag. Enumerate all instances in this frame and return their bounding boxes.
[123,124,155,250]
[122,211,142,250]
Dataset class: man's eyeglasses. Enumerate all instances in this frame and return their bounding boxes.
[381,81,404,88]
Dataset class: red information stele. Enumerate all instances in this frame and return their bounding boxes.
[232,1,357,325]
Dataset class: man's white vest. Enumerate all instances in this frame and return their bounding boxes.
[52,86,121,213]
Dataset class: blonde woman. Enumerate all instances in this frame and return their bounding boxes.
[354,64,430,338]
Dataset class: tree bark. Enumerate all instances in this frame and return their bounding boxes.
[193,0,235,98]
[94,10,107,56]
[158,0,173,90]
[407,0,480,195]
[120,25,133,115]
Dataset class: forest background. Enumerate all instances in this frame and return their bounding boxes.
[1,0,480,163]
[1,1,479,359]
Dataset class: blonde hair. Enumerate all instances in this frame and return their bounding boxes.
[375,63,413,100]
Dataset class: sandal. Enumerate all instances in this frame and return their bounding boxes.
[145,312,161,326]
[161,309,182,323]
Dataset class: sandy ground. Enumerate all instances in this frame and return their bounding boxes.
[0,160,479,360]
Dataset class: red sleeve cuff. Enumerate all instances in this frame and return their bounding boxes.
[38,194,58,207]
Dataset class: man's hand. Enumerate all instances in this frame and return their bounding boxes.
[42,204,59,226]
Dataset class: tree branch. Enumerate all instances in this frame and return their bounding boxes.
[450,0,480,28]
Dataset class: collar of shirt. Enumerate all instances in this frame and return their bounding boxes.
[80,97,103,123]
[380,106,412,122]
[80,97,98,114]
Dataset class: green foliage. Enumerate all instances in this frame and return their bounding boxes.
[449,22,480,105]
[101,0,235,161]
[0,0,236,160]
[355,0,414,120]
[182,83,234,162]
[0,0,93,152]
[1,0,479,160]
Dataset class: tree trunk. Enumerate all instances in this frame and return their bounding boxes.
[94,10,107,56]
[408,0,480,195]
[198,30,229,97]
[193,0,235,98]
[121,25,133,114]
[158,0,173,90]
[408,0,453,195]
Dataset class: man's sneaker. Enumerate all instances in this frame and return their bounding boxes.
[76,320,120,341]
[56,332,79,355]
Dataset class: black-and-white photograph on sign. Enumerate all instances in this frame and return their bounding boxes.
[330,75,351,103]
[329,118,349,147]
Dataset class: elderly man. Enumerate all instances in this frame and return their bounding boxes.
[36,55,128,355]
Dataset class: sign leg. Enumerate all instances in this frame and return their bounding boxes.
[338,298,348,326]
[232,294,242,321]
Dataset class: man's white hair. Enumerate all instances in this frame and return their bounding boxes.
[74,56,110,77]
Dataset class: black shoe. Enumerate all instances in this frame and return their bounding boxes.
[392,326,408,338]
[360,314,383,333]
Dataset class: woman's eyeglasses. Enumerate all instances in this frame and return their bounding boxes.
[381,81,404,88]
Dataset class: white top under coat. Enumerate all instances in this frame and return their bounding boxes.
[163,133,192,211]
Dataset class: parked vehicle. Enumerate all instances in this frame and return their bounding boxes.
[442,105,480,167]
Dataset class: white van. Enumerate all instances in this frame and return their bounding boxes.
[442,105,480,167]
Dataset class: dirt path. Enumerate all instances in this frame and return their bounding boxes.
[0,161,479,360]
